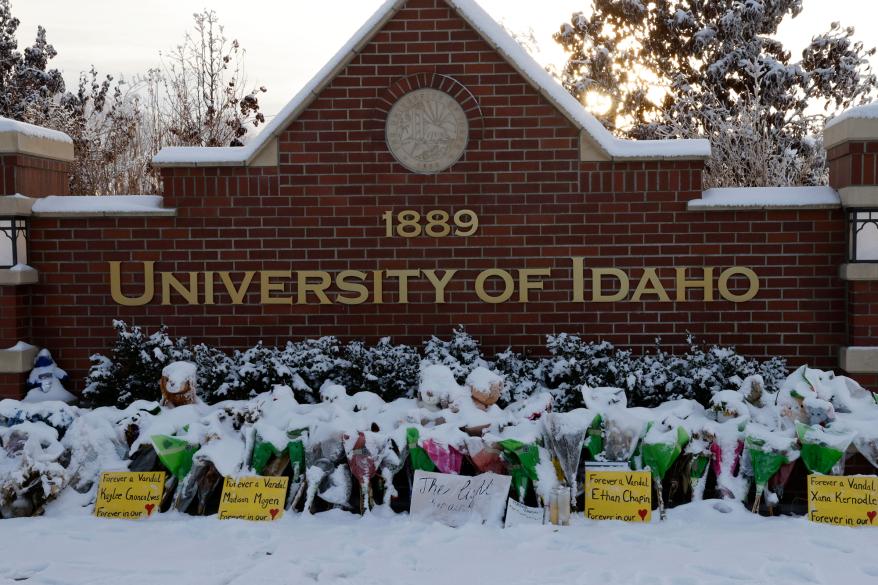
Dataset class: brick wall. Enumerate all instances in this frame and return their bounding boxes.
[0,286,29,398]
[0,287,29,348]
[0,154,70,197]
[17,0,850,394]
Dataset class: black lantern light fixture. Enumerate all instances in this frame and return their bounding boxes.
[0,216,28,269]
[848,209,878,263]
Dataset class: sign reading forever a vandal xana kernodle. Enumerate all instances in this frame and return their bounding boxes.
[106,209,760,307]
[217,476,289,522]
[585,470,653,523]
[93,471,165,520]
[807,475,878,527]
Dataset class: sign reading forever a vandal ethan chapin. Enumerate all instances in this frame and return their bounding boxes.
[94,471,165,519]
[218,476,289,522]
[411,470,511,527]
[585,470,652,523]
[807,475,878,527]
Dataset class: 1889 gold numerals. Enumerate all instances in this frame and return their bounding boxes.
[382,209,479,238]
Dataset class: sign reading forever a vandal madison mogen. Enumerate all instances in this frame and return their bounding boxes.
[94,471,165,519]
[807,475,878,527]
[218,476,289,521]
[585,470,652,522]
[108,211,760,307]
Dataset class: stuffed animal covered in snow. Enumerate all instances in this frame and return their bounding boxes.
[160,362,198,407]
[24,349,76,404]
[465,367,503,410]
[418,364,463,412]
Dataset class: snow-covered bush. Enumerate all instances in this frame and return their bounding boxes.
[85,322,787,410]
[222,342,297,403]
[539,335,631,410]
[672,337,788,407]
[492,349,540,406]
[423,325,485,383]
[194,343,235,403]
[343,338,420,401]
[279,338,348,400]
[83,321,192,408]
[536,335,787,410]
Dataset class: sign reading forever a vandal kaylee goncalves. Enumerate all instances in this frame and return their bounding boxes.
[94,471,165,519]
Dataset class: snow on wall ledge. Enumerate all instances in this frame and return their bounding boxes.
[31,195,176,217]
[687,187,841,210]
[825,102,878,129]
[152,0,710,167]
[0,117,73,144]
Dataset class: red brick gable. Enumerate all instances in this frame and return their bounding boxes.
[274,0,582,201]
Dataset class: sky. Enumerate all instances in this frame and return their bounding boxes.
[14,0,878,124]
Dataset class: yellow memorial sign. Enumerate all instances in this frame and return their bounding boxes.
[94,471,165,519]
[585,470,652,522]
[218,476,289,521]
[807,475,878,527]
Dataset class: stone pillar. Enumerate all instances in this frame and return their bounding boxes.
[0,118,74,398]
[826,105,878,383]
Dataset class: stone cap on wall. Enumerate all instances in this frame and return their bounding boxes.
[839,346,878,374]
[0,193,35,215]
[29,195,176,218]
[0,264,38,286]
[0,117,74,162]
[825,103,878,150]
[0,341,37,375]
[687,186,841,211]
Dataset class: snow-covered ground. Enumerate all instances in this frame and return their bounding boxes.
[0,500,874,585]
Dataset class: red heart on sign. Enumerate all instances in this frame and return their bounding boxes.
[145,504,155,516]
[638,509,648,521]
[868,511,877,524]
[269,508,280,520]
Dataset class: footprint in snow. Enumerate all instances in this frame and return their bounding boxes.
[4,563,49,581]
[862,566,878,577]
[691,563,753,581]
[809,538,854,554]
[763,561,819,584]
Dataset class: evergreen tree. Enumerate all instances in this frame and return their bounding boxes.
[83,321,192,408]
[0,0,65,121]
[555,0,877,187]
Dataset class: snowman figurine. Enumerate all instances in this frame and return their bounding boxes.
[24,349,76,404]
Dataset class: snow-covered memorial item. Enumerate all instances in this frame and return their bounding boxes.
[159,362,198,408]
[3,326,878,528]
[584,469,652,523]
[24,349,76,405]
[93,471,165,519]
[806,475,878,527]
[217,476,288,521]
[410,470,511,527]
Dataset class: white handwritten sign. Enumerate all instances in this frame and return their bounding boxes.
[504,498,544,528]
[411,470,511,527]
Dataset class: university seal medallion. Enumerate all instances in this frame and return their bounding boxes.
[386,88,469,174]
